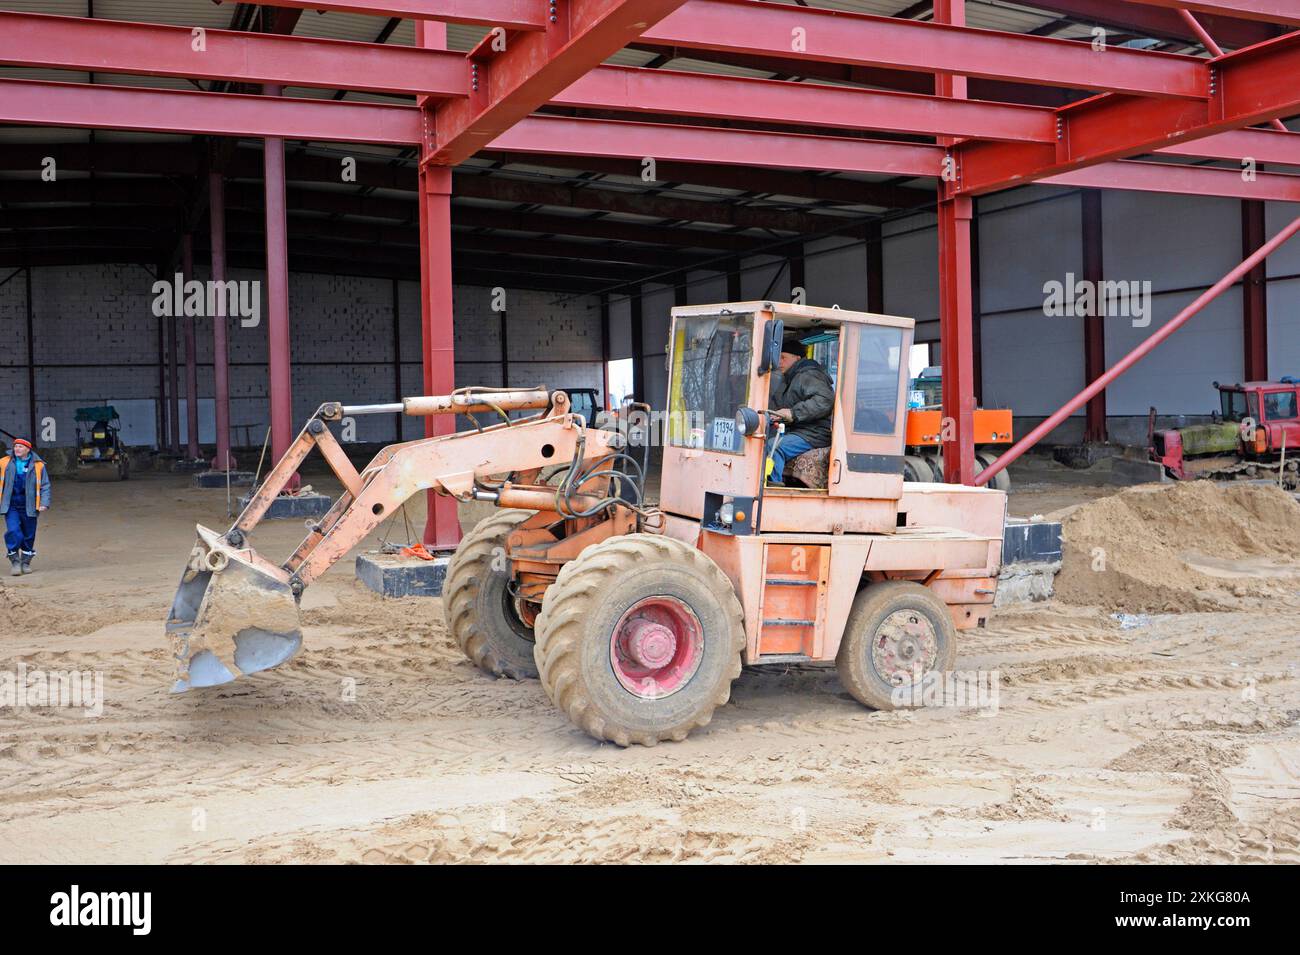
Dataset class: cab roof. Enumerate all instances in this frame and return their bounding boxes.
[670,301,913,331]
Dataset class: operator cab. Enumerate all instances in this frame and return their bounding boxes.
[660,302,914,534]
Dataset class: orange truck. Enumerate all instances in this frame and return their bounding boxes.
[903,406,1014,489]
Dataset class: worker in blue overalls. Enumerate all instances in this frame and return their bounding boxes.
[1,438,52,576]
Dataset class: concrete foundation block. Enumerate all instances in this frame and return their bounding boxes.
[172,457,209,473]
[237,491,333,519]
[194,470,255,489]
[995,560,1061,607]
[355,552,450,598]
[1111,455,1168,486]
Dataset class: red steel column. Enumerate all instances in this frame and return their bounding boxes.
[417,20,460,550]
[182,234,201,460]
[210,170,234,470]
[1242,199,1269,381]
[936,0,976,485]
[938,196,977,485]
[264,84,295,485]
[1081,189,1108,443]
[167,278,181,454]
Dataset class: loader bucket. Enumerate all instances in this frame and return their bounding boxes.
[167,525,302,693]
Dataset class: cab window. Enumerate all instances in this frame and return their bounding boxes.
[1220,389,1248,422]
[852,325,905,435]
[1264,390,1298,421]
[667,315,752,454]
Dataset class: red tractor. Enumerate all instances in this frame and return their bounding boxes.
[1150,378,1300,485]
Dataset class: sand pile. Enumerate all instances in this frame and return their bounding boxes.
[1053,481,1300,612]
[0,585,100,637]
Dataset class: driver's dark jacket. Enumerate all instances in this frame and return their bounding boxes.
[768,358,835,448]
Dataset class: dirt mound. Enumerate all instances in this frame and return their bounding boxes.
[1054,482,1300,612]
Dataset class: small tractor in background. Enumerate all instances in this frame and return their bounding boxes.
[1149,378,1300,487]
[74,406,130,481]
[167,302,1007,746]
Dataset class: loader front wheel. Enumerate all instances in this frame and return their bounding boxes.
[535,534,744,746]
[443,509,539,680]
[836,581,956,711]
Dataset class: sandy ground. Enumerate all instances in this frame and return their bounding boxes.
[0,464,1297,864]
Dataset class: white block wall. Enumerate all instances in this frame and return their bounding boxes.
[0,264,602,448]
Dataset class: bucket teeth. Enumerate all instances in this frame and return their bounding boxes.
[167,525,303,692]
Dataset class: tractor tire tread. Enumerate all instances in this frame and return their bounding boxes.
[443,509,537,679]
[535,533,744,747]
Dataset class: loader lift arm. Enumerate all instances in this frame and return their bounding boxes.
[167,388,634,691]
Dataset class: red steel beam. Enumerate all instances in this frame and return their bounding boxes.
[553,66,1056,143]
[1046,160,1300,201]
[476,151,933,207]
[427,0,691,166]
[645,0,1208,98]
[3,90,1297,203]
[7,16,1287,170]
[0,78,422,145]
[1128,0,1300,27]
[495,114,943,176]
[978,211,1300,485]
[1170,7,1288,133]
[1029,0,1277,48]
[1162,128,1300,166]
[246,0,548,28]
[0,12,466,99]
[958,33,1300,195]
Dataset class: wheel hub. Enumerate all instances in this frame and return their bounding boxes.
[610,596,703,699]
[622,618,677,669]
[872,609,940,687]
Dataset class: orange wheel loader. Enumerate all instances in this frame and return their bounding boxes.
[167,303,1007,746]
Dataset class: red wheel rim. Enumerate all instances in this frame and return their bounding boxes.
[609,596,704,699]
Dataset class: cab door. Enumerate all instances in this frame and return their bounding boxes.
[658,311,765,520]
[828,319,911,501]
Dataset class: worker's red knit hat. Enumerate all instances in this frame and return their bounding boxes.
[12,438,32,450]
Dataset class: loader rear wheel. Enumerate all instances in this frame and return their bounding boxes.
[534,534,744,747]
[836,581,956,711]
[443,509,539,680]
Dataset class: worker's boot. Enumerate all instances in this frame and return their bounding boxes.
[19,552,33,575]
[7,552,20,577]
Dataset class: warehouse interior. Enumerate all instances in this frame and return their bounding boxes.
[2,0,1299,865]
